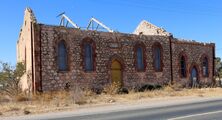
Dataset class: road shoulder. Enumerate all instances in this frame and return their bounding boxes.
[2,96,222,120]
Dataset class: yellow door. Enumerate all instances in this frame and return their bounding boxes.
[111,60,122,87]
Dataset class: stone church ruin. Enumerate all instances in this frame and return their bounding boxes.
[17,8,215,92]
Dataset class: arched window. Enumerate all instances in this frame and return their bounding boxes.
[202,57,209,77]
[84,43,94,71]
[191,66,199,87]
[153,43,162,72]
[136,46,145,71]
[180,56,187,78]
[58,40,68,71]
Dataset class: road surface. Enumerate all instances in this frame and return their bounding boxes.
[49,99,222,120]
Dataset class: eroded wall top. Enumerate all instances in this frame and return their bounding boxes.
[133,20,171,36]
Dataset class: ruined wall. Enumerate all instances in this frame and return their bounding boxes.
[171,38,215,87]
[134,20,170,36]
[39,25,172,91]
[16,8,37,92]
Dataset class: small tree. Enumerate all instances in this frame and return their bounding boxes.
[215,58,222,78]
[0,62,25,96]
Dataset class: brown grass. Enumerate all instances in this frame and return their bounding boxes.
[15,94,31,102]
[1,87,222,117]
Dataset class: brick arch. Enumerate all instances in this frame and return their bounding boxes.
[81,37,96,72]
[54,31,69,47]
[200,54,210,77]
[152,42,163,72]
[57,40,69,50]
[134,41,146,72]
[108,54,125,70]
[54,32,70,58]
[81,37,96,44]
[178,51,188,78]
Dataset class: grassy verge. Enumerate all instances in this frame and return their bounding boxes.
[1,86,222,117]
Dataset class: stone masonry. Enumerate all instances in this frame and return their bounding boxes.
[17,8,215,92]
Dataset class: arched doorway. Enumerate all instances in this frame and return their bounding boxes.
[111,59,122,87]
[190,66,198,87]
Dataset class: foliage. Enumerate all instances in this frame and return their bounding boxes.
[134,84,163,92]
[0,61,26,96]
[215,57,222,79]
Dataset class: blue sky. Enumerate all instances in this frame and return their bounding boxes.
[0,0,221,65]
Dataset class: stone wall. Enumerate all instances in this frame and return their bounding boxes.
[171,38,215,87]
[39,25,172,91]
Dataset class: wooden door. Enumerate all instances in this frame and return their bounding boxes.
[111,60,122,87]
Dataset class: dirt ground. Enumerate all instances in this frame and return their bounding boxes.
[1,87,222,117]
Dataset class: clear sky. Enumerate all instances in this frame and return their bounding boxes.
[0,0,221,65]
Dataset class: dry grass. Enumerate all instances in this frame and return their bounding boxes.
[1,87,222,117]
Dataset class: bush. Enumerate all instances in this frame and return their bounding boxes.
[91,87,103,94]
[24,110,31,115]
[0,62,26,96]
[103,83,120,95]
[68,83,87,105]
[138,84,155,92]
[154,84,163,90]
[134,84,163,92]
[117,87,129,94]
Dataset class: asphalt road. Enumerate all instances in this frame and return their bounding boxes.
[48,99,222,120]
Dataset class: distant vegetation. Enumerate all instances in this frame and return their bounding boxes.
[215,57,222,80]
[0,62,26,96]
